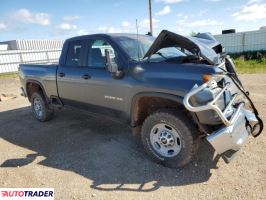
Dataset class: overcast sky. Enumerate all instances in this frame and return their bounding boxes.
[0,0,266,41]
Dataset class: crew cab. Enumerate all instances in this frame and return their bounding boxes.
[19,30,263,168]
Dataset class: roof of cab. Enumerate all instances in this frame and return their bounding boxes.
[65,33,152,42]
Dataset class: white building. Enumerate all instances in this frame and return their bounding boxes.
[214,27,266,53]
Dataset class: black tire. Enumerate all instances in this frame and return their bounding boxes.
[30,92,54,122]
[141,109,199,168]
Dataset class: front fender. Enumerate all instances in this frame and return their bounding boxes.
[130,92,184,127]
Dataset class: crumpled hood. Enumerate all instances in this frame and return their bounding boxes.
[143,30,223,65]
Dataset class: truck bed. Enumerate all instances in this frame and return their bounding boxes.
[19,64,59,99]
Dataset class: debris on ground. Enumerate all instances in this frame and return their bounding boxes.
[0,93,17,101]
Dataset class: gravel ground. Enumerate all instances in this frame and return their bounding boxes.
[0,74,265,200]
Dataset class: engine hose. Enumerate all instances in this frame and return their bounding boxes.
[225,72,264,137]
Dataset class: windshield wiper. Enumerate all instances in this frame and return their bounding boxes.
[145,51,168,62]
[154,52,167,60]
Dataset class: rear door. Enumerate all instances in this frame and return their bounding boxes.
[57,39,92,106]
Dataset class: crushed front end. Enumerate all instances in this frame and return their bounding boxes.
[183,61,263,163]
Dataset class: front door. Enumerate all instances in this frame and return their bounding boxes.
[83,38,129,117]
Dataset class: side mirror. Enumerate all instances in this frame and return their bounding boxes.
[105,49,124,79]
[105,49,118,73]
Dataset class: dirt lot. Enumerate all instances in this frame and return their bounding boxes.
[0,74,265,200]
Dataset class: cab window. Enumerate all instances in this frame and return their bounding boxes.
[65,40,84,66]
[87,39,116,68]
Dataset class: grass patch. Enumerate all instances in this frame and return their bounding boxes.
[230,51,266,74]
[0,72,18,79]
[234,58,266,74]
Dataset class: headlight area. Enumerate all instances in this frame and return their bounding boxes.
[183,73,262,132]
[188,75,235,125]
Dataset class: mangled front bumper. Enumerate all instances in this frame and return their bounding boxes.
[183,75,260,162]
[207,106,249,162]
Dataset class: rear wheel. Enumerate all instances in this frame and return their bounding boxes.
[31,92,54,122]
[141,109,199,168]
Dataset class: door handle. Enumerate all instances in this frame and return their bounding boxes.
[58,72,65,77]
[81,74,91,79]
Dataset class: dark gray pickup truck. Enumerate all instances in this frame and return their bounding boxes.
[19,30,263,168]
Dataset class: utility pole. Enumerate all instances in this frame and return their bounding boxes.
[149,0,153,35]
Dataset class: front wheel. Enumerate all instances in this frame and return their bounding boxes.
[141,110,199,168]
[31,92,54,122]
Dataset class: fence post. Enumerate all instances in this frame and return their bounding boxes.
[45,51,50,63]
[19,51,23,64]
[242,33,246,53]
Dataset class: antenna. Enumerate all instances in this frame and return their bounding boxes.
[136,19,141,61]
[149,0,153,36]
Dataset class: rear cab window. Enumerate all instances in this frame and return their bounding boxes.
[65,40,85,66]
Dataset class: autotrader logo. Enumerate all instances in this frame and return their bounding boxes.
[0,188,54,199]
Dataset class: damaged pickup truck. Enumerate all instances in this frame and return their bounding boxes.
[19,30,263,168]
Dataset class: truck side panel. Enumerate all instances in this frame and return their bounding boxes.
[19,64,58,99]
[126,62,222,115]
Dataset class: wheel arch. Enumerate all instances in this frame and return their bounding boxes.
[26,80,49,103]
[130,92,185,128]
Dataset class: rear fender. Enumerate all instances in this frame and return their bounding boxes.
[26,79,49,103]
